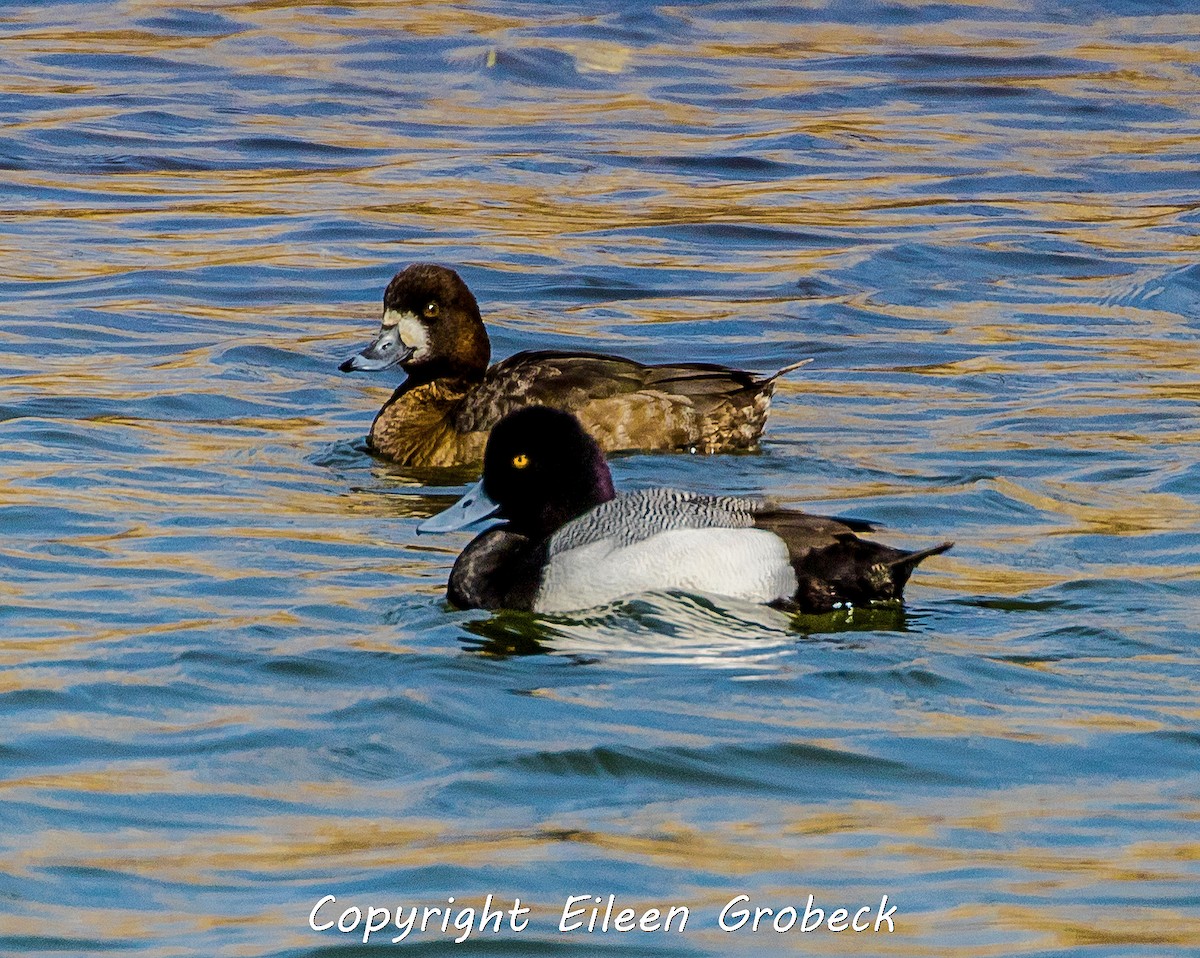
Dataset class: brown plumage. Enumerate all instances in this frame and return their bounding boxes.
[340,264,805,468]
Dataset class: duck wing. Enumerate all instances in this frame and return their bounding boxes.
[454,351,752,425]
[538,491,949,613]
[455,351,800,452]
[548,488,763,556]
[537,489,796,612]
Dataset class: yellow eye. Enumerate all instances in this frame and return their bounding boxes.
[511,454,529,469]
[423,301,439,318]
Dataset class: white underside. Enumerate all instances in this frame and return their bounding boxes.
[534,528,797,613]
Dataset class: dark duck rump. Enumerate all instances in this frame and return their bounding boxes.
[417,406,952,614]
[340,263,805,467]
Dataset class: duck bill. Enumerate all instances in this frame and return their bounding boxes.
[339,325,415,372]
[417,479,502,534]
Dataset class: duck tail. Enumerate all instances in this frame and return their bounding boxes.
[766,358,813,382]
[886,541,953,587]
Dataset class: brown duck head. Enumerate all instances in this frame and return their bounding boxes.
[340,263,491,384]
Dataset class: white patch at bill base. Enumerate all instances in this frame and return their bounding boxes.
[382,309,431,361]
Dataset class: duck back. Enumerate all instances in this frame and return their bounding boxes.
[454,351,785,455]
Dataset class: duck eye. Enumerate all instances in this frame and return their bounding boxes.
[511,454,529,469]
[423,301,439,319]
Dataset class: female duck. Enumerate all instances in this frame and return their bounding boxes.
[341,264,805,467]
[418,406,952,613]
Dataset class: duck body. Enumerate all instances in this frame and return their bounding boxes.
[419,407,952,614]
[342,264,802,467]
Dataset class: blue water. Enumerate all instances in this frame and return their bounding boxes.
[1,2,1198,956]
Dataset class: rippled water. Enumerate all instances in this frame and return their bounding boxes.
[2,2,1199,956]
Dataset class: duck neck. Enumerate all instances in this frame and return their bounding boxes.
[525,441,615,541]
[401,319,491,387]
[400,357,486,389]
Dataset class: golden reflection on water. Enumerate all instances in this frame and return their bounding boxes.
[7,779,1195,953]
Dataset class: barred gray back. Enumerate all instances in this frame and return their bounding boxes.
[548,488,764,556]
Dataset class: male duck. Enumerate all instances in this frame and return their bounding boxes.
[418,406,952,613]
[341,264,805,467]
